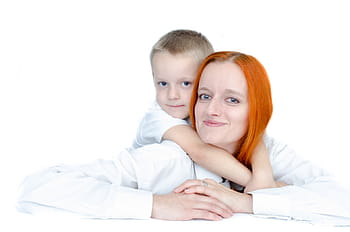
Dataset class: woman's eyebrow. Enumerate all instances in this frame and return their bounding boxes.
[197,87,215,95]
[199,87,245,98]
[198,87,211,92]
[225,89,246,98]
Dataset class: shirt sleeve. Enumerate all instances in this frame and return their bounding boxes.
[17,151,153,219]
[17,142,195,219]
[250,136,350,225]
[130,141,195,194]
[132,102,188,149]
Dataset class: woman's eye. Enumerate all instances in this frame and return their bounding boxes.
[182,81,191,87]
[158,81,167,87]
[226,97,239,104]
[199,94,211,100]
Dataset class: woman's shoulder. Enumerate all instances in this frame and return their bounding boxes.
[263,133,287,149]
[263,134,296,159]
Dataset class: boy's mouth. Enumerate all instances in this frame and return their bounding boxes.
[166,104,185,108]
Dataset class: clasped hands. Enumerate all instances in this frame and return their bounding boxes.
[151,178,253,221]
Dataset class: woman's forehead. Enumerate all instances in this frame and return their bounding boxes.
[199,61,248,95]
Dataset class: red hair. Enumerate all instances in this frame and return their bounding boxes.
[189,51,273,168]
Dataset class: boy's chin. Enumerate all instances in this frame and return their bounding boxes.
[165,110,189,120]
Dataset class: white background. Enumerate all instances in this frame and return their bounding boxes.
[1,0,350,231]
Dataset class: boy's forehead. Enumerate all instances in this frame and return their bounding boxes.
[152,52,200,78]
[152,51,200,65]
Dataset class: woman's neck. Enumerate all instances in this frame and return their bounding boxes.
[213,142,238,156]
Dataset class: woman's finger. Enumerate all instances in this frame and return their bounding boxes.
[184,185,219,199]
[190,193,233,217]
[173,179,204,193]
[190,209,223,221]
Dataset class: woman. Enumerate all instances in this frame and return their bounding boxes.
[162,51,350,224]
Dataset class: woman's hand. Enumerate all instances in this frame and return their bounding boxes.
[174,179,253,214]
[151,191,233,221]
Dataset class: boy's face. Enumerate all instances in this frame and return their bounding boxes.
[152,52,198,119]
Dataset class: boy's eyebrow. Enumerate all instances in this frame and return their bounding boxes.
[154,76,195,81]
[179,76,195,81]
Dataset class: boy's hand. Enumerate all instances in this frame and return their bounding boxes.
[247,138,286,192]
[244,174,287,192]
[244,173,275,192]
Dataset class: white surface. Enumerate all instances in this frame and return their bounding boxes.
[7,210,350,232]
[1,0,350,231]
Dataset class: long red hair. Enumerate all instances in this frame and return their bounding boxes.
[189,51,273,168]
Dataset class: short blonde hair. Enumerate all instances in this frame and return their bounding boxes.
[150,29,214,65]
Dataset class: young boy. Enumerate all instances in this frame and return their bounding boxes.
[133,29,275,191]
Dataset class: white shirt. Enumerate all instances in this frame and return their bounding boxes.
[132,101,188,149]
[17,136,350,225]
[253,136,350,225]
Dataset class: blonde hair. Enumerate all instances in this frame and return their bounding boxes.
[150,29,214,65]
[190,51,273,168]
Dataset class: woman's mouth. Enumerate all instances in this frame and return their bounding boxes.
[203,120,226,127]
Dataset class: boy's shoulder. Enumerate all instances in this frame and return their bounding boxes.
[143,101,188,125]
[132,101,189,149]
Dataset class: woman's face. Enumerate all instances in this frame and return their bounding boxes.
[195,61,249,154]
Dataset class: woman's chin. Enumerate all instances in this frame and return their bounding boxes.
[200,136,220,146]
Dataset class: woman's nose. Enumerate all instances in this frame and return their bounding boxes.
[168,86,180,100]
[206,98,221,116]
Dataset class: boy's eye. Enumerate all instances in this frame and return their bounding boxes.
[158,81,167,87]
[182,81,192,87]
[226,97,239,104]
[198,94,211,100]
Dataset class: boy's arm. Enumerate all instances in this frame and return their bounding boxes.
[163,125,252,186]
[251,141,273,176]
[245,140,278,192]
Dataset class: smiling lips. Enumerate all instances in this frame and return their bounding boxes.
[203,120,226,127]
[167,104,185,108]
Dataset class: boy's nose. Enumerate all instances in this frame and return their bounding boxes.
[168,86,180,100]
